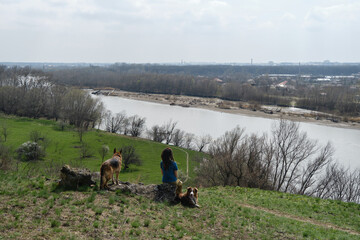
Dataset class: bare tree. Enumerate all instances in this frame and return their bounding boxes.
[163,120,177,144]
[61,89,104,129]
[313,163,338,199]
[297,142,334,195]
[183,133,195,150]
[195,134,212,152]
[271,119,317,192]
[172,129,185,147]
[345,169,360,203]
[122,117,130,135]
[61,89,104,142]
[105,111,127,134]
[129,115,146,137]
[208,127,244,186]
[195,157,222,186]
[314,164,360,203]
[147,125,166,142]
[195,121,336,198]
[121,145,142,170]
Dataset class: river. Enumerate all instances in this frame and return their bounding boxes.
[92,94,360,169]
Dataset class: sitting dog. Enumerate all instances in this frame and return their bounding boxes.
[100,148,122,190]
[179,187,199,208]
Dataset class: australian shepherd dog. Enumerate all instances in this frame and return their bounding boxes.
[179,187,199,208]
[100,148,122,190]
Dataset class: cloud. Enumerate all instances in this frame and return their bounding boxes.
[0,0,359,62]
[304,2,360,30]
[281,13,296,21]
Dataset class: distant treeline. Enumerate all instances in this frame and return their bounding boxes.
[0,66,103,128]
[50,63,360,77]
[49,64,360,117]
[1,64,359,117]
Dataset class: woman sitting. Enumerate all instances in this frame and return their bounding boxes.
[160,148,182,197]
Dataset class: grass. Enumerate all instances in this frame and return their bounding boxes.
[0,115,201,184]
[1,115,360,239]
[0,172,359,239]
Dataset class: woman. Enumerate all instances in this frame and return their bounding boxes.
[160,148,182,196]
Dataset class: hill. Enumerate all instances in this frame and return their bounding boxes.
[1,116,359,239]
[0,115,199,184]
[0,173,359,239]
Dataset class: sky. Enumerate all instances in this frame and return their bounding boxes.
[0,0,359,63]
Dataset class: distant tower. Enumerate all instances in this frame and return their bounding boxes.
[251,58,253,65]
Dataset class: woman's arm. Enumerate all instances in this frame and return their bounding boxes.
[174,170,178,179]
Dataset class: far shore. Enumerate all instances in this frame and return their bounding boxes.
[91,88,360,130]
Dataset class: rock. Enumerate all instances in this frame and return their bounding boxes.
[60,166,178,203]
[154,183,177,202]
[91,171,100,181]
[110,182,177,202]
[59,165,96,189]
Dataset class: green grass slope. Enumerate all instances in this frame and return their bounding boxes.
[0,115,199,184]
[1,115,359,239]
[0,173,359,239]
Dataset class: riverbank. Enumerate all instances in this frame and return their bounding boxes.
[93,88,360,130]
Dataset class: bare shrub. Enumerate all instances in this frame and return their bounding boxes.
[129,115,146,137]
[195,120,334,196]
[195,134,212,152]
[30,130,43,143]
[163,120,177,144]
[147,125,166,143]
[99,144,109,162]
[0,143,13,170]
[29,130,51,151]
[172,129,185,147]
[314,164,360,203]
[79,142,93,159]
[1,122,8,142]
[104,111,127,134]
[183,133,195,150]
[121,145,142,170]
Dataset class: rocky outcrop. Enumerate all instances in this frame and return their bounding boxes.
[110,181,177,203]
[59,165,178,203]
[59,165,96,189]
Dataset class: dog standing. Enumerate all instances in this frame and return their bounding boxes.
[179,187,199,208]
[100,148,122,190]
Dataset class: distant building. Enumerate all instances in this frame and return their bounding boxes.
[214,78,223,83]
[276,81,288,88]
[247,79,256,86]
[316,78,331,82]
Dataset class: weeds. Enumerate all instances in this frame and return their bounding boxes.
[50,219,61,228]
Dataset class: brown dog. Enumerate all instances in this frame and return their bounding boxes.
[179,187,199,208]
[100,148,122,190]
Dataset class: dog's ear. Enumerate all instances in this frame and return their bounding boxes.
[113,148,116,154]
[119,148,122,154]
[194,187,198,198]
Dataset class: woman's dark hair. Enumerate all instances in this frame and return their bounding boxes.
[161,148,174,170]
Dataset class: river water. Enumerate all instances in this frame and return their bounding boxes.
[93,94,360,169]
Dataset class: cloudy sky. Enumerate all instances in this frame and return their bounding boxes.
[0,0,359,63]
